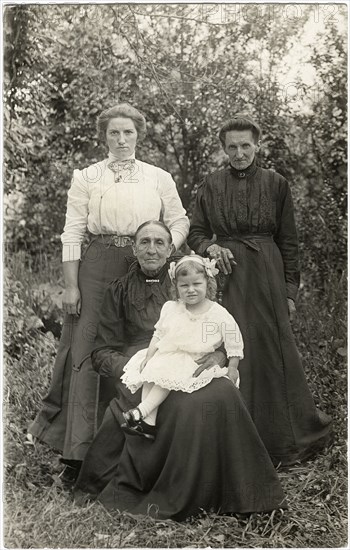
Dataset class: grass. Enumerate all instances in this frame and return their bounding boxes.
[3,252,348,548]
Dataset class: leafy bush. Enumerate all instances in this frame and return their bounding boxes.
[4,254,60,433]
[295,177,346,292]
[5,4,335,255]
[4,268,44,360]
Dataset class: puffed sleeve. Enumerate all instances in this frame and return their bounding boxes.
[153,300,174,340]
[187,179,214,255]
[157,168,190,250]
[274,178,300,301]
[61,169,89,262]
[219,306,244,359]
[91,280,130,380]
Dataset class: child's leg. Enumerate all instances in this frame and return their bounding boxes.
[140,381,153,400]
[138,382,170,426]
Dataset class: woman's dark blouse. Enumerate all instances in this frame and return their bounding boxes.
[188,160,300,300]
[92,261,172,379]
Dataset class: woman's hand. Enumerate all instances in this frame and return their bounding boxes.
[227,357,240,387]
[193,350,226,377]
[227,366,240,387]
[62,260,80,315]
[206,244,237,275]
[62,287,81,316]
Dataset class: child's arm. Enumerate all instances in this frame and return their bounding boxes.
[227,356,240,386]
[140,335,160,372]
[145,335,160,362]
[140,300,173,372]
[220,306,244,387]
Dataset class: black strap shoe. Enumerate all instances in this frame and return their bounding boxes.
[121,409,156,440]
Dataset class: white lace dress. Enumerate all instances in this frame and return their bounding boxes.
[121,300,244,393]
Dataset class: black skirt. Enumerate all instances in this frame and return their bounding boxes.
[75,378,287,520]
[219,237,332,465]
[28,239,133,460]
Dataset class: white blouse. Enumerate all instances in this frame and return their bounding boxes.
[61,153,190,262]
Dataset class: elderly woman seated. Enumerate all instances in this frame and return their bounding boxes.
[75,220,286,521]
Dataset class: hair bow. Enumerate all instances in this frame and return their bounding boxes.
[168,256,219,282]
[202,257,220,278]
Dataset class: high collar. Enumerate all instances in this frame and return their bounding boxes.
[137,261,169,283]
[128,261,171,310]
[229,157,258,179]
[107,151,136,162]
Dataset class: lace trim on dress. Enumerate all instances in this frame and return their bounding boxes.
[138,367,229,393]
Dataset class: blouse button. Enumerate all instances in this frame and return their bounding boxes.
[238,172,245,178]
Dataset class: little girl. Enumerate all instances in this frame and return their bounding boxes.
[121,254,244,439]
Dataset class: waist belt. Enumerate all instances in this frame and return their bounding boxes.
[216,234,273,252]
[91,234,134,248]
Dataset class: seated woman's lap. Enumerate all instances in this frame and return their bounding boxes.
[77,378,238,493]
[76,377,285,520]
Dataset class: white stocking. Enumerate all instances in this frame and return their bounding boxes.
[138,383,170,425]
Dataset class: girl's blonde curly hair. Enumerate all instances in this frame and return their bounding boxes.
[169,260,217,301]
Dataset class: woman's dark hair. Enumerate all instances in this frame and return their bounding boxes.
[97,103,147,142]
[170,260,217,301]
[219,113,261,146]
[134,220,172,245]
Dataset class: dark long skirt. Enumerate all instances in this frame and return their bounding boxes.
[28,239,133,460]
[75,378,287,521]
[218,237,332,465]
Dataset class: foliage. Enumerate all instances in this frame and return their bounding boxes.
[295,178,346,292]
[308,20,347,190]
[4,256,59,484]
[5,4,346,257]
[4,257,44,360]
[291,15,347,291]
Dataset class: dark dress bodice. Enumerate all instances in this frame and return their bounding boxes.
[188,160,300,299]
[92,261,172,379]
